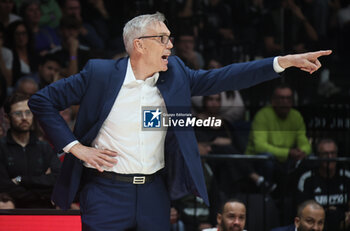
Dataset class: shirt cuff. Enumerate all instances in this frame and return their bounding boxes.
[63,140,80,153]
[273,56,285,73]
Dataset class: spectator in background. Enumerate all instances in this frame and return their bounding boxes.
[0,92,61,208]
[0,43,9,135]
[5,20,39,86]
[22,53,62,89]
[60,0,105,50]
[80,0,125,57]
[15,77,38,95]
[168,0,201,46]
[51,15,92,77]
[0,23,13,87]
[0,0,21,28]
[192,58,245,124]
[170,207,185,231]
[0,192,15,209]
[297,139,350,231]
[238,0,268,58]
[262,0,318,57]
[196,94,243,155]
[174,130,220,231]
[19,0,61,55]
[200,0,234,62]
[38,0,62,29]
[245,84,311,183]
[196,94,276,195]
[174,29,204,70]
[270,200,325,231]
[337,1,350,60]
[203,199,247,231]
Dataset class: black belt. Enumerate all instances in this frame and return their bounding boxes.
[88,168,156,184]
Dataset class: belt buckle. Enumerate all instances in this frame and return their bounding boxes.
[133,176,146,184]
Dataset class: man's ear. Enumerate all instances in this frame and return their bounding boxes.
[217,213,222,226]
[134,39,144,53]
[294,216,300,228]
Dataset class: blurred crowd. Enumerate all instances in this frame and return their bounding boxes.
[0,0,350,231]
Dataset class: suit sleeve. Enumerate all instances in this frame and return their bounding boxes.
[180,56,280,96]
[28,60,92,152]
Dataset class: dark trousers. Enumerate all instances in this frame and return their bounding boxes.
[79,170,170,231]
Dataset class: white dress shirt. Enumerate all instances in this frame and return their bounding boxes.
[76,59,167,174]
[64,57,284,174]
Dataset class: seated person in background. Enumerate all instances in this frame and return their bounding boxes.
[19,0,61,55]
[173,29,204,70]
[173,130,219,231]
[51,15,92,77]
[203,198,247,231]
[0,23,13,87]
[0,92,61,208]
[245,84,311,182]
[23,54,62,89]
[5,21,39,87]
[0,0,21,28]
[197,94,275,195]
[170,207,185,231]
[192,58,245,124]
[60,0,105,50]
[297,138,350,231]
[270,200,325,231]
[0,192,15,209]
[15,77,39,95]
[196,94,241,152]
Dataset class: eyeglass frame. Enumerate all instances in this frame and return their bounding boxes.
[138,35,174,45]
[10,110,33,119]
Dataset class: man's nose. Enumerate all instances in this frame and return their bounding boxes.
[314,224,323,231]
[167,39,173,49]
[233,218,241,224]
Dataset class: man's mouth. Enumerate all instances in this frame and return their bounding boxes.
[162,55,169,61]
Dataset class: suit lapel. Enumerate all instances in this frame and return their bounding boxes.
[98,57,128,125]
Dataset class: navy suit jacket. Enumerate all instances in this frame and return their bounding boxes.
[29,55,279,210]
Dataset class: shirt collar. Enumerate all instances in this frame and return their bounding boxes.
[124,58,159,87]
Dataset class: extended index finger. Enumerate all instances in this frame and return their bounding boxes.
[310,50,332,59]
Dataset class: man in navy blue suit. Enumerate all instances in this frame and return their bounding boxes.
[29,12,331,231]
[270,200,325,231]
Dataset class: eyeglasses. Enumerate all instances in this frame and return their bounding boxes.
[138,35,174,45]
[10,110,33,119]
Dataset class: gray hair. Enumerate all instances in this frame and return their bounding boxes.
[123,12,166,55]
